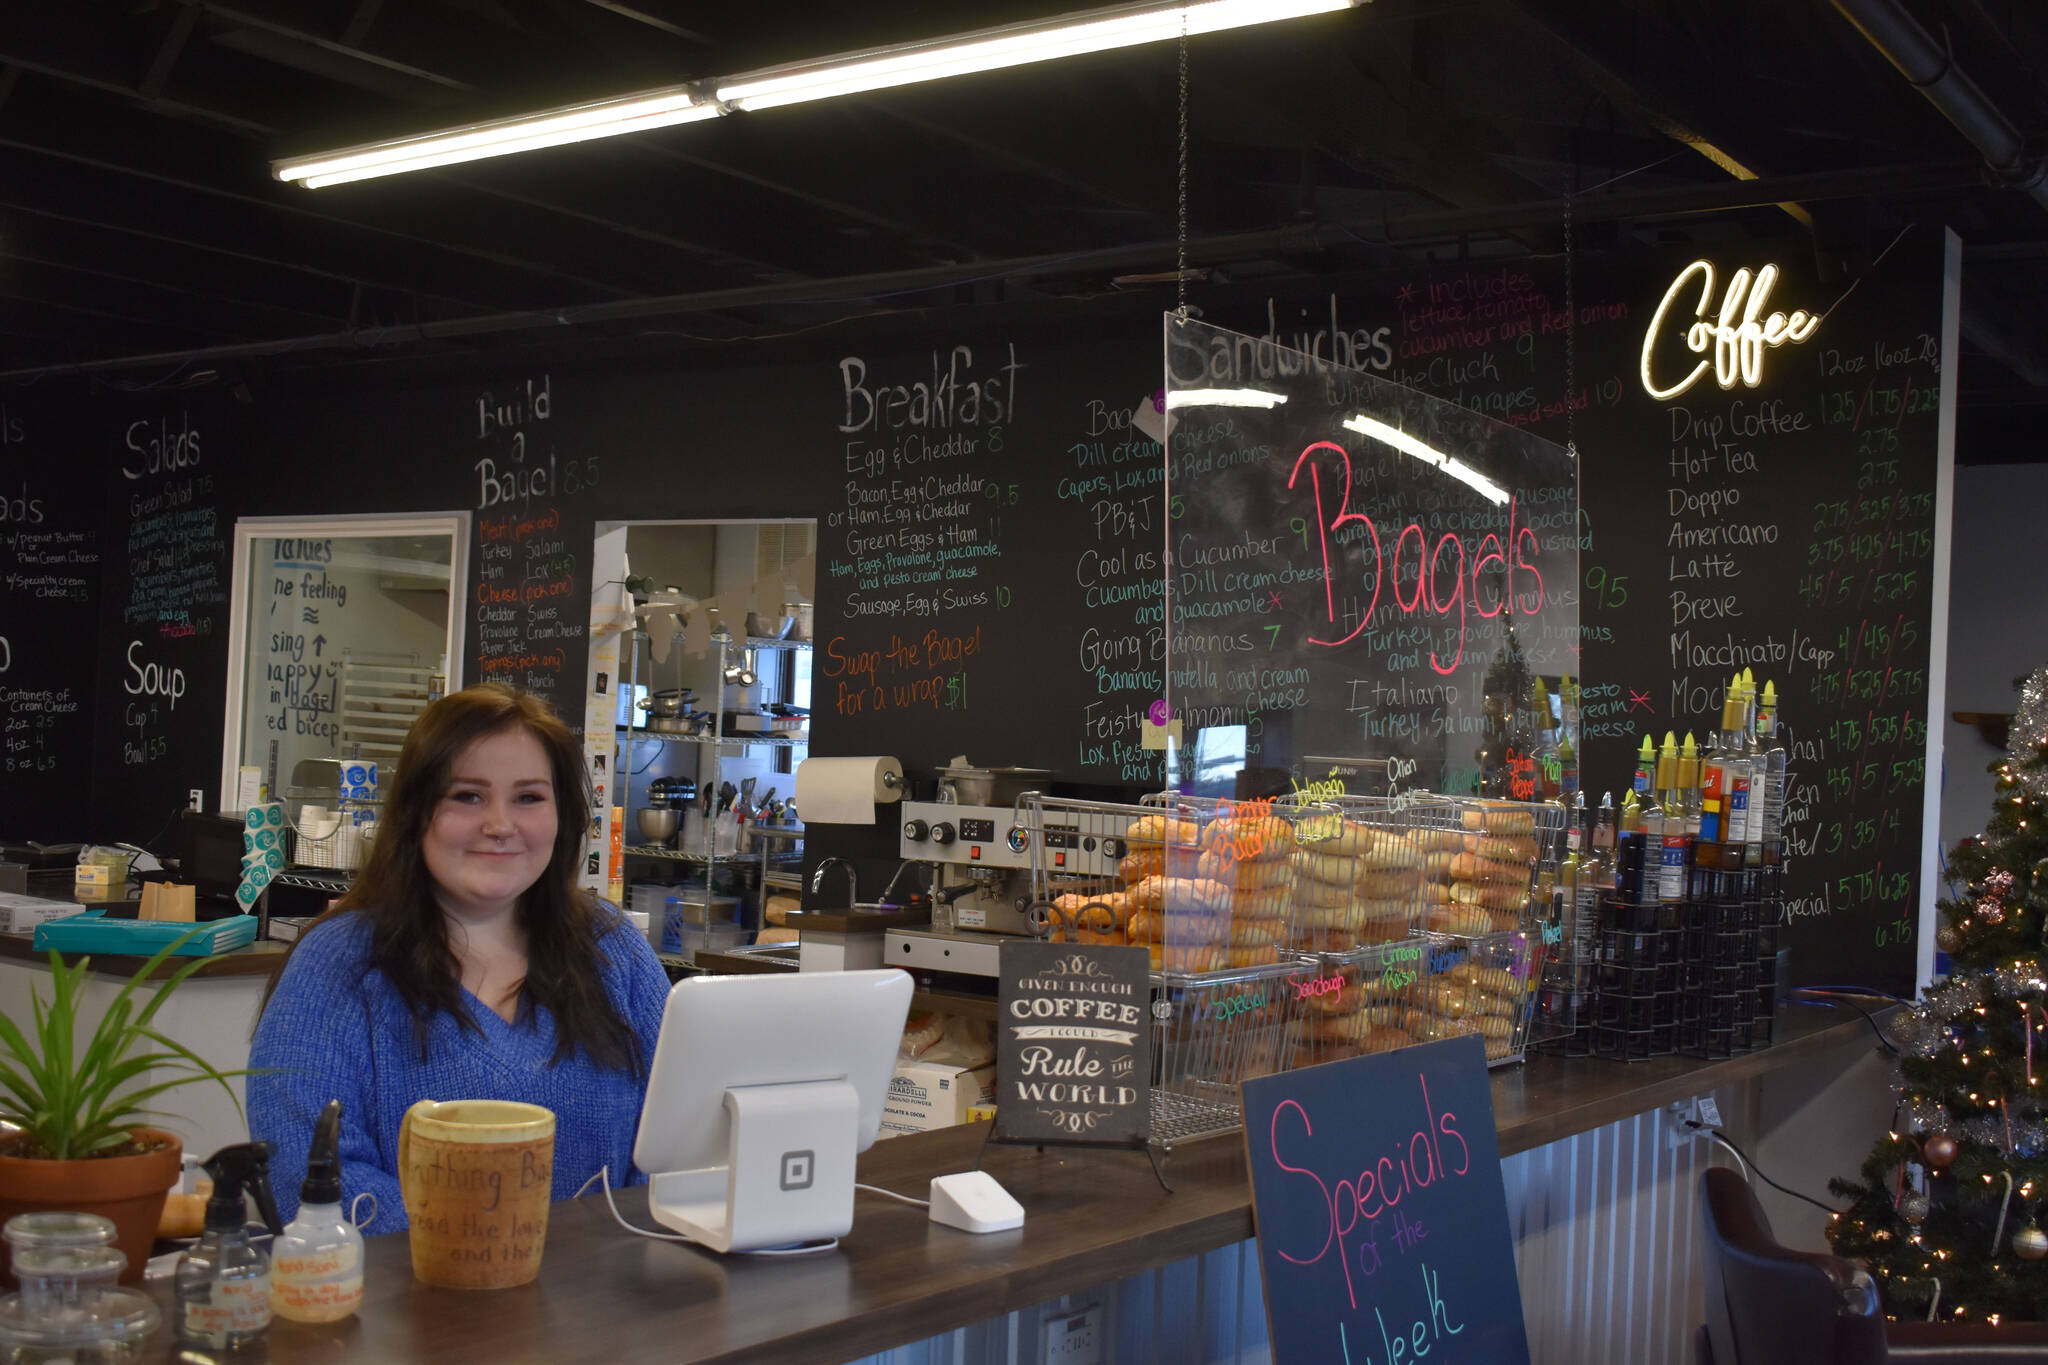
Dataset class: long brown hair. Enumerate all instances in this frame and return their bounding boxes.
[261,683,639,1074]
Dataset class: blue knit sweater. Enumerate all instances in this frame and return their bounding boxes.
[248,910,671,1230]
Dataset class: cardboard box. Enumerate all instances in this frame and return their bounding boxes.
[879,1059,997,1138]
[0,893,80,936]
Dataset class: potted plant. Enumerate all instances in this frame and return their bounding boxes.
[0,928,250,1285]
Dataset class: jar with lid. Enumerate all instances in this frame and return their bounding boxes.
[0,1214,159,1363]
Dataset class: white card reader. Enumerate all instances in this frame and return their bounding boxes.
[928,1171,1025,1233]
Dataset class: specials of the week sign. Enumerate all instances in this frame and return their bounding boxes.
[995,941,1151,1147]
[1241,1035,1531,1364]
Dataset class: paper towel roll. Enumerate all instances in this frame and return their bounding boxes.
[794,756,903,824]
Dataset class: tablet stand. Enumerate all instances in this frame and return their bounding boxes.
[646,1080,859,1253]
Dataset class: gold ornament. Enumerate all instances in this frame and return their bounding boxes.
[2015,1225,2048,1260]
[1925,1133,1959,1167]
[1938,924,1962,954]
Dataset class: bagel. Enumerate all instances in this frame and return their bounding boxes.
[1412,827,1467,854]
[1447,852,1533,886]
[1119,848,1165,883]
[1319,821,1420,867]
[1448,962,1519,994]
[1296,1006,1409,1041]
[1229,885,1295,921]
[1294,877,1359,909]
[1405,1007,1514,1041]
[1450,880,1529,912]
[1292,848,1363,887]
[1461,802,1538,837]
[1197,848,1295,890]
[1425,905,1492,937]
[1151,941,1283,973]
[1357,866,1423,899]
[1201,815,1297,862]
[1461,833,1538,865]
[1126,875,1232,916]
[1126,813,1200,848]
[1052,890,1133,930]
[1289,924,1362,953]
[1125,906,1233,944]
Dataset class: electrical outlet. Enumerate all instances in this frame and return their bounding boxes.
[1697,1096,1723,1129]
[187,789,205,813]
[1662,1101,1697,1148]
[1042,1302,1101,1365]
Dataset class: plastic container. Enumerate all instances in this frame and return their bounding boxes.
[0,1214,158,1363]
[671,922,747,965]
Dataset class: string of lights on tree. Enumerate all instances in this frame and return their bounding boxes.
[1829,666,2048,1324]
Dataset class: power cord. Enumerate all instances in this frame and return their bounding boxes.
[1685,1124,1844,1217]
[573,1166,839,1257]
[1789,987,1905,1055]
[854,1182,930,1209]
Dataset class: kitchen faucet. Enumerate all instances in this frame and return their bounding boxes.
[810,857,857,910]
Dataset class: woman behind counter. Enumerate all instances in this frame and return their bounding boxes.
[249,684,671,1228]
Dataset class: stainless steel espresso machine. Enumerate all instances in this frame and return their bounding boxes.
[886,765,1096,976]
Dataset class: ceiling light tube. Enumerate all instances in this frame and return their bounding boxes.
[275,0,1354,186]
[1343,414,1509,506]
[275,88,715,185]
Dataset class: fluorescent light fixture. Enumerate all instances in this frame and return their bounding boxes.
[1342,413,1509,506]
[274,0,1355,187]
[1165,388,1288,409]
[718,0,1352,111]
[276,88,717,186]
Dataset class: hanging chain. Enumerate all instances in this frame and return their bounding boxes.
[1176,10,1190,323]
[1562,183,1577,461]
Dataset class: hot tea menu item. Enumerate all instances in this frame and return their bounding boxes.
[996,941,1151,1147]
[1241,1035,1531,1364]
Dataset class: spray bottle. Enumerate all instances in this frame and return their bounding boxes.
[175,1141,283,1355]
[272,1100,365,1324]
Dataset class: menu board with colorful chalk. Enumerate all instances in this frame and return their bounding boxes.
[1162,312,1578,796]
[995,940,1152,1147]
[1241,1035,1531,1364]
[0,400,102,838]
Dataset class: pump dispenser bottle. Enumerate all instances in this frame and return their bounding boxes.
[272,1100,364,1324]
[175,1142,283,1356]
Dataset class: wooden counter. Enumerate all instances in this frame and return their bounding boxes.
[118,1000,1880,1363]
[0,930,289,980]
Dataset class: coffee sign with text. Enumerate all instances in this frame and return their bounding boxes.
[996,941,1151,1146]
[1242,1035,1530,1364]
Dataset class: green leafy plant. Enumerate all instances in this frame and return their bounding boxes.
[0,928,251,1160]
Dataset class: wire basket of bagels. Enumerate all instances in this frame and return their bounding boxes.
[1415,930,1544,1065]
[1284,935,1432,1069]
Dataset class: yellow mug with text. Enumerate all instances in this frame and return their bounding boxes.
[398,1099,556,1289]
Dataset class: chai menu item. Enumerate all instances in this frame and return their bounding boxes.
[1241,1035,1531,1364]
[398,1100,555,1290]
[996,941,1150,1147]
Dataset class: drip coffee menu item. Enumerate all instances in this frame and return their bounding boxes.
[995,941,1151,1146]
[1242,1035,1531,1364]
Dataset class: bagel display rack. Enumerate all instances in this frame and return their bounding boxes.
[1012,790,1569,1145]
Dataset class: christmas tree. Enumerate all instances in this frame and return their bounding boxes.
[1828,665,2048,1322]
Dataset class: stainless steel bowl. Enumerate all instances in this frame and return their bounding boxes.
[636,807,680,843]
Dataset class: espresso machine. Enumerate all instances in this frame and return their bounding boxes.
[897,799,1039,935]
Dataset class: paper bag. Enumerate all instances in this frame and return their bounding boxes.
[139,882,196,922]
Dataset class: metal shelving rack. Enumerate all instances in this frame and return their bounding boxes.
[616,627,809,947]
[336,651,441,769]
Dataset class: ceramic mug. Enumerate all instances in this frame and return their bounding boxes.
[398,1100,555,1290]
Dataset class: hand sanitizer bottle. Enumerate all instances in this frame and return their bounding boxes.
[272,1100,364,1324]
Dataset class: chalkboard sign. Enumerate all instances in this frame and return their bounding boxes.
[0,399,102,839]
[1241,1035,1531,1364]
[465,373,594,732]
[89,400,232,844]
[1164,312,1578,796]
[995,940,1151,1147]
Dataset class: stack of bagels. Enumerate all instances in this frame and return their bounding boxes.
[1408,955,1527,1061]
[1419,800,1540,937]
[1286,940,1426,1063]
[1287,818,1424,951]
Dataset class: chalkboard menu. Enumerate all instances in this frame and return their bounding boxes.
[1163,313,1578,794]
[0,401,101,839]
[995,941,1151,1146]
[1241,1035,1531,1364]
[464,373,594,733]
[803,336,1177,790]
[89,401,231,843]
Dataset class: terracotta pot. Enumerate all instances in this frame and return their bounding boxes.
[0,1129,182,1286]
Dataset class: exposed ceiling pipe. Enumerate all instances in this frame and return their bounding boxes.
[1829,0,2048,210]
[0,158,1981,380]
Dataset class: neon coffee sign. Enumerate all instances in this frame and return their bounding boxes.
[1639,260,1819,400]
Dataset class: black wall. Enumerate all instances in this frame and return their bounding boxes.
[5,233,1949,993]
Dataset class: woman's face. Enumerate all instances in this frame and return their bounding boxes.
[423,727,559,925]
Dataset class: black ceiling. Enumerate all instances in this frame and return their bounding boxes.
[4,0,2047,448]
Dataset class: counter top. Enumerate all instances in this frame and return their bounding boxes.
[0,930,288,980]
[121,1000,1881,1363]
